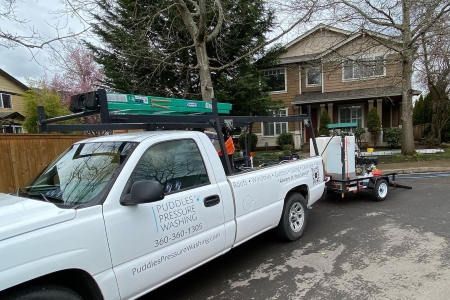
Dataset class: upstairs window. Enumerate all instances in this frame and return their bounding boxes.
[262,109,288,136]
[0,93,12,109]
[306,66,322,86]
[343,56,384,80]
[263,68,286,93]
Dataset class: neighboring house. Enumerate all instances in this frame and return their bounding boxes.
[254,24,420,149]
[0,69,28,133]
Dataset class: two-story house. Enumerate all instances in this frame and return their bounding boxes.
[0,69,28,133]
[254,24,420,149]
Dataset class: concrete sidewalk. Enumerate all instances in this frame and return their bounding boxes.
[378,160,450,174]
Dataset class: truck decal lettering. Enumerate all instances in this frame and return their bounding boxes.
[132,233,221,275]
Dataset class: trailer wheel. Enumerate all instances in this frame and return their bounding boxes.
[276,193,308,241]
[5,285,83,300]
[373,178,389,201]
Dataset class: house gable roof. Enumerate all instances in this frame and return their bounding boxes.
[279,24,402,64]
[0,69,28,92]
[284,24,352,49]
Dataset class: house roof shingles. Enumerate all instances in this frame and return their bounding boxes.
[292,87,421,104]
[0,112,25,119]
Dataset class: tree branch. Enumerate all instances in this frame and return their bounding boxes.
[197,0,206,41]
[340,0,402,30]
[206,0,224,42]
[211,3,317,72]
[188,0,200,17]
[174,0,198,38]
[411,2,450,45]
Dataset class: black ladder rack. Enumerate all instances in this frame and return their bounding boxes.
[38,89,319,175]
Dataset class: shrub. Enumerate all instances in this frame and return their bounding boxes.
[239,133,258,151]
[283,144,293,155]
[319,110,331,136]
[424,137,439,146]
[367,107,381,146]
[354,127,366,148]
[385,128,402,148]
[276,132,294,147]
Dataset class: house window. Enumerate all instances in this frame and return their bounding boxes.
[343,56,384,80]
[339,106,363,128]
[262,109,288,136]
[306,66,322,86]
[0,93,12,109]
[263,68,286,93]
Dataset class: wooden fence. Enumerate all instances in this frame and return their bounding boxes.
[0,134,92,194]
[413,123,430,141]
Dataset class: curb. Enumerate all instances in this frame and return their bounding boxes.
[381,167,450,174]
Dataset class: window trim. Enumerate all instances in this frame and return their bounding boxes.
[261,108,289,137]
[0,93,13,109]
[338,104,365,128]
[306,66,322,87]
[263,67,288,94]
[342,54,386,82]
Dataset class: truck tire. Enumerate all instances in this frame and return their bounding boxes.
[373,178,388,202]
[276,193,308,241]
[5,285,83,300]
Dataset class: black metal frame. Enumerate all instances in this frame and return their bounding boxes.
[38,89,319,175]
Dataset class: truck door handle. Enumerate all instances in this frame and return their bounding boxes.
[204,195,220,207]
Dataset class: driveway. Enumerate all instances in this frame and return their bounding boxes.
[142,175,450,300]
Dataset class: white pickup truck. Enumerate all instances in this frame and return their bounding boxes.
[0,131,325,300]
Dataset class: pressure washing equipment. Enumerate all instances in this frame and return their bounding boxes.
[314,122,411,201]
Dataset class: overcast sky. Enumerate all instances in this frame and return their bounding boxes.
[0,0,90,85]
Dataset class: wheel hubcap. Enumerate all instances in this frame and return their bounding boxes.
[378,182,388,198]
[289,202,304,232]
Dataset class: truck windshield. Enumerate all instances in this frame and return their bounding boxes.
[21,141,136,205]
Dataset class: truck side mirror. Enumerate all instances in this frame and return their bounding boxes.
[120,180,165,206]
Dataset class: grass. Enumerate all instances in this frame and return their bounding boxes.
[251,148,450,166]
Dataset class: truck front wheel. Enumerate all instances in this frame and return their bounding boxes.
[276,193,308,241]
[5,285,83,300]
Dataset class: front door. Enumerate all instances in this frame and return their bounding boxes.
[102,137,226,299]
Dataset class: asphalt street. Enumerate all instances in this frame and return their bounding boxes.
[141,174,450,300]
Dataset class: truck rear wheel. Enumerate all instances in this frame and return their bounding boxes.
[5,285,83,300]
[276,193,308,241]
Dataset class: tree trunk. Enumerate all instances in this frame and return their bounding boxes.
[401,0,416,155]
[195,42,214,101]
[401,53,416,155]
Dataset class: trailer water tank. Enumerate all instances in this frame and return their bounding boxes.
[310,136,356,179]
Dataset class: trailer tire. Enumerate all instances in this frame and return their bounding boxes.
[276,193,308,241]
[5,285,83,300]
[373,178,389,202]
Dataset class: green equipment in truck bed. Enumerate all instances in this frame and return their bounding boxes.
[106,92,232,115]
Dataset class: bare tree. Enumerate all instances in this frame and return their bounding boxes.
[322,0,450,154]
[0,0,90,50]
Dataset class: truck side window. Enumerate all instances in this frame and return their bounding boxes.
[131,139,210,193]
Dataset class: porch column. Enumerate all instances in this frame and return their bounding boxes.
[327,103,333,123]
[376,98,383,122]
[320,103,326,115]
[368,99,374,112]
